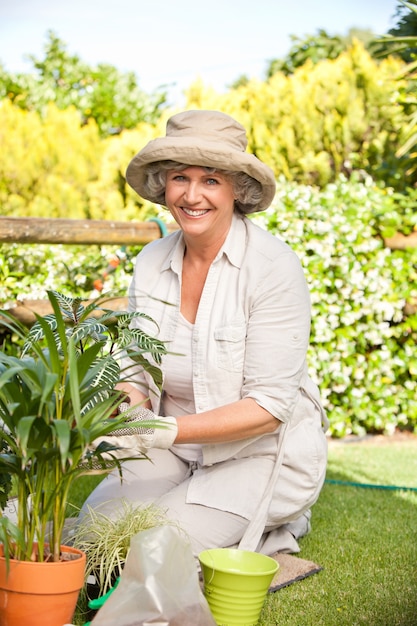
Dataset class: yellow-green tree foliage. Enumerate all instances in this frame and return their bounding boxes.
[185,41,406,187]
[86,112,172,221]
[0,100,172,220]
[0,42,409,221]
[0,100,103,218]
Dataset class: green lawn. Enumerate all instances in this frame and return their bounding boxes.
[259,437,417,625]
[70,437,417,625]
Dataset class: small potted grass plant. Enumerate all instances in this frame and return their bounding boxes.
[0,290,167,626]
[73,500,171,598]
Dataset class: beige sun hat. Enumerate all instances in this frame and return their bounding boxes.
[125,110,276,213]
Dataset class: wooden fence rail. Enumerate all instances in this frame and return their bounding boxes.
[1,217,416,327]
[0,216,180,327]
[0,217,416,248]
[0,217,178,245]
[383,231,417,250]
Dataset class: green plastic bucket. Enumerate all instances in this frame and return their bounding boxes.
[199,548,279,626]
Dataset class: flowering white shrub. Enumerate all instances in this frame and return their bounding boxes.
[0,243,137,307]
[254,175,417,436]
[1,177,416,436]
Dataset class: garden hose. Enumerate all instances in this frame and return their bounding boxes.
[148,216,169,237]
[325,479,417,492]
[81,577,121,626]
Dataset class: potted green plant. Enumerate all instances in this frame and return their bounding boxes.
[0,291,167,626]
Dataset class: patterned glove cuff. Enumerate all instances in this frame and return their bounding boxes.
[152,415,178,449]
[114,403,178,450]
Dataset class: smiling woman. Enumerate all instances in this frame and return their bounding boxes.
[164,166,236,241]
[142,160,265,214]
[79,109,329,560]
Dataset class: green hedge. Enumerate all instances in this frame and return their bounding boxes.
[1,178,416,436]
[253,175,417,436]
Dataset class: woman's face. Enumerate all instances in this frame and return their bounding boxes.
[165,166,236,241]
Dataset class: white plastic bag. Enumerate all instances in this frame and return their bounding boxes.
[90,525,216,626]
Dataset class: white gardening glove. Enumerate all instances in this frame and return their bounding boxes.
[93,402,178,458]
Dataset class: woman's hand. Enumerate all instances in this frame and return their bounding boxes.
[94,404,178,457]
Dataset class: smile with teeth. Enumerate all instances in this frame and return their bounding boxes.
[181,207,210,217]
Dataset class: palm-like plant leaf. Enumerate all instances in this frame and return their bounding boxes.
[373,0,417,174]
[51,291,85,322]
[70,318,108,345]
[0,290,167,563]
[100,310,159,328]
[119,328,168,365]
[80,356,121,414]
[120,353,164,390]
[22,314,57,355]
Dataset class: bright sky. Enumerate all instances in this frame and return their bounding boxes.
[0,0,399,105]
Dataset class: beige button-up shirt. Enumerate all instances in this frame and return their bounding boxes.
[126,213,328,546]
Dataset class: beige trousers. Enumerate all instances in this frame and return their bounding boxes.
[80,448,310,556]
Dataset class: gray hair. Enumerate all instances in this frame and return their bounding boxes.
[141,160,263,214]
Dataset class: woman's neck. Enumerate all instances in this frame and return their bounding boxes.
[182,221,231,265]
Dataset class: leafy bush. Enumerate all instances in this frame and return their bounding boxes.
[0,98,168,221]
[185,41,408,189]
[1,178,416,436]
[253,175,417,436]
[0,243,139,306]
[0,99,103,219]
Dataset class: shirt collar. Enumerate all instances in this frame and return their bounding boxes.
[217,213,247,268]
[163,213,248,272]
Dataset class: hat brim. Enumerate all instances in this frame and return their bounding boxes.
[126,136,276,212]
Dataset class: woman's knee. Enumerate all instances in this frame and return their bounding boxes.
[156,483,248,556]
[80,450,190,517]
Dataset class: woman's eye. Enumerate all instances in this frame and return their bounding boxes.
[206,178,219,185]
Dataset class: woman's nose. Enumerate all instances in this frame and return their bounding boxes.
[183,182,202,204]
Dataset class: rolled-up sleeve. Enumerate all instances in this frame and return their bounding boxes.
[242,248,311,422]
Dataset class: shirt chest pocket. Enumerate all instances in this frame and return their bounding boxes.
[214,323,246,372]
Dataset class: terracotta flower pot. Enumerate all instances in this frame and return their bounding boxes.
[0,544,86,626]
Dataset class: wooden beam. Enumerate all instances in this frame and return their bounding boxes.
[0,217,178,245]
[1,217,415,249]
[384,231,417,250]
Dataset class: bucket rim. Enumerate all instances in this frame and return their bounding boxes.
[198,548,279,577]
